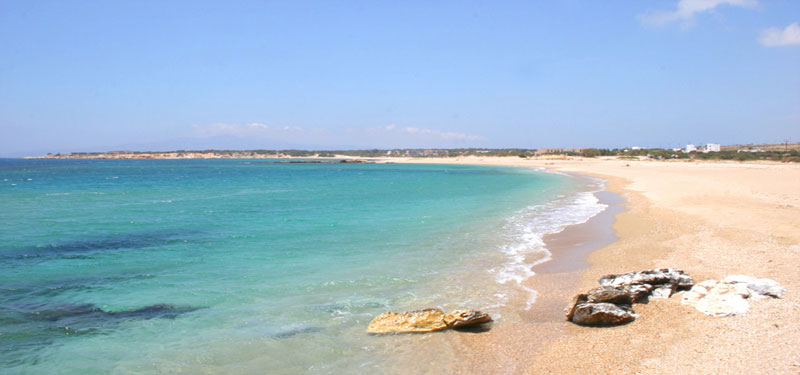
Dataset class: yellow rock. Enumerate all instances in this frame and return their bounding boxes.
[366,308,448,334]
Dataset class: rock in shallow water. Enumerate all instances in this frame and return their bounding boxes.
[367,308,448,334]
[367,308,492,334]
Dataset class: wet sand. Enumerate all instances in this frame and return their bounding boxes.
[443,181,628,374]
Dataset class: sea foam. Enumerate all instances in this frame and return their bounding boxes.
[491,175,608,310]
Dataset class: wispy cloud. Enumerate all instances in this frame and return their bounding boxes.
[638,0,758,27]
[189,122,487,148]
[380,124,486,142]
[758,22,800,47]
[192,123,303,137]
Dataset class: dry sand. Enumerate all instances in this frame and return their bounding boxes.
[380,156,800,374]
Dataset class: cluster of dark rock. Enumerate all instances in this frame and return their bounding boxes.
[565,268,695,326]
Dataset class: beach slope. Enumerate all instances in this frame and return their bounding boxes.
[387,157,800,374]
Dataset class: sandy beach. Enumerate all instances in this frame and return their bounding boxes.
[379,156,800,374]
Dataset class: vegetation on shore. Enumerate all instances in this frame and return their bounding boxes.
[40,144,800,163]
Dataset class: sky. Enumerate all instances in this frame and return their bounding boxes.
[1,0,798,156]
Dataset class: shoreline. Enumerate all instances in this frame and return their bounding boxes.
[380,156,800,374]
[439,170,627,374]
[371,167,625,375]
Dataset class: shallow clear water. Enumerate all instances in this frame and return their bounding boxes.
[0,159,603,374]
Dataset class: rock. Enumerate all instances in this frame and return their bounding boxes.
[624,283,654,302]
[566,269,696,325]
[599,268,694,290]
[565,288,637,326]
[367,308,493,334]
[571,303,637,326]
[565,293,589,321]
[723,275,787,299]
[682,280,750,316]
[443,310,492,329]
[651,283,677,299]
[366,308,448,334]
[682,276,787,317]
[586,286,634,305]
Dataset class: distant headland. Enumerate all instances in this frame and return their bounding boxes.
[30,143,800,162]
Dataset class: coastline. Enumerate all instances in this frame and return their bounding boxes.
[367,167,624,375]
[444,182,627,374]
[380,156,800,374]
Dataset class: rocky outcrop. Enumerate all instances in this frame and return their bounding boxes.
[681,276,787,317]
[567,269,786,324]
[599,268,694,299]
[566,269,694,326]
[367,308,492,334]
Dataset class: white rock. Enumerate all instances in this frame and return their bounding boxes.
[682,276,787,316]
[683,281,749,316]
[723,275,786,299]
[723,275,757,284]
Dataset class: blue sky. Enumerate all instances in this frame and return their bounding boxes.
[1,0,798,156]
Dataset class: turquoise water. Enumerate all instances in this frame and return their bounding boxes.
[0,159,601,374]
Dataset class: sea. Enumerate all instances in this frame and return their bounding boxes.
[0,159,607,374]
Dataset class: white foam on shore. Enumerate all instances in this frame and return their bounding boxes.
[491,176,608,310]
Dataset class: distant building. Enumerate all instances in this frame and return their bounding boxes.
[631,146,643,150]
[535,148,563,155]
[672,147,682,152]
[705,143,720,153]
[685,144,697,153]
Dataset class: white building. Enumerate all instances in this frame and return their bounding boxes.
[631,146,643,150]
[704,143,721,153]
[685,144,697,153]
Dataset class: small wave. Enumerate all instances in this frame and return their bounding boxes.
[45,192,70,196]
[491,178,608,310]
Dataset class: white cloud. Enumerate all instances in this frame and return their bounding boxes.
[758,22,800,47]
[638,0,758,26]
[397,126,485,141]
